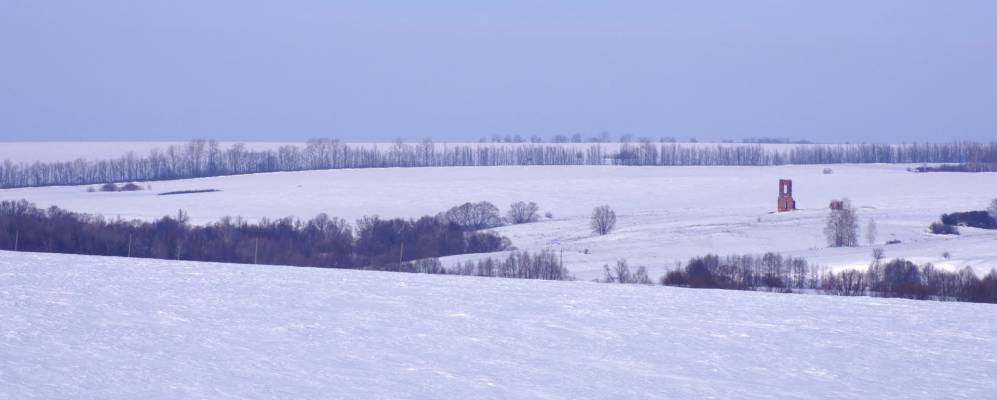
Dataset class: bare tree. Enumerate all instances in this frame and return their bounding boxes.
[865,218,878,245]
[824,198,858,247]
[613,259,632,283]
[506,201,540,224]
[989,198,997,221]
[591,205,617,235]
[442,202,502,230]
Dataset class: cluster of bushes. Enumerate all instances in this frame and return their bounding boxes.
[600,260,652,284]
[660,253,815,291]
[440,250,573,280]
[940,211,997,230]
[929,199,997,235]
[88,182,144,192]
[929,222,960,235]
[0,199,511,270]
[825,259,997,302]
[438,201,544,230]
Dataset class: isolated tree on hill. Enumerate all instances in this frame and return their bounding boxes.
[824,198,858,247]
[865,218,878,246]
[590,205,617,235]
[506,201,540,224]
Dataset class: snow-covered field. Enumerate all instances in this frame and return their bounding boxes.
[1,251,995,399]
[3,163,996,280]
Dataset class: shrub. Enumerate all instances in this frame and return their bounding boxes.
[465,231,512,253]
[99,183,119,192]
[590,205,617,235]
[929,222,959,235]
[822,168,833,174]
[119,182,143,191]
[544,211,553,219]
[506,201,540,224]
[941,211,997,230]
[661,270,688,286]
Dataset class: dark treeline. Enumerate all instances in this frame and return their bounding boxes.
[661,253,817,291]
[407,250,573,281]
[661,252,997,304]
[0,199,511,270]
[2,139,995,188]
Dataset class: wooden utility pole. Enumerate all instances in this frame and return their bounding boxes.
[13,231,18,252]
[127,234,133,258]
[253,238,259,264]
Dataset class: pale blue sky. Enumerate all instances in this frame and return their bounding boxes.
[1,1,995,142]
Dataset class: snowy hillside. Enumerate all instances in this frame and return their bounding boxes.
[4,164,997,280]
[1,251,995,399]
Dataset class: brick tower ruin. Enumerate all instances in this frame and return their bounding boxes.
[777,179,796,212]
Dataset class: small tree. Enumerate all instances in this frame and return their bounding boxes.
[865,218,878,245]
[989,198,997,221]
[824,198,858,247]
[590,205,617,235]
[442,201,502,230]
[506,201,540,224]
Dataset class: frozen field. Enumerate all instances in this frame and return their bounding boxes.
[1,251,995,399]
[2,163,996,279]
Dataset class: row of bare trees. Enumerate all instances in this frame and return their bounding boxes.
[0,199,511,270]
[657,251,997,304]
[2,140,994,188]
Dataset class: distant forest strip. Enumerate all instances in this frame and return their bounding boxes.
[657,253,997,304]
[0,199,513,271]
[2,139,996,188]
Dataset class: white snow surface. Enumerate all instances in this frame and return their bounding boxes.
[3,164,996,280]
[1,250,995,399]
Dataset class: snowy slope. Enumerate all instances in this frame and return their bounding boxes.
[3,164,996,280]
[1,251,995,399]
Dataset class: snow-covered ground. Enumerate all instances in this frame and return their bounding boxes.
[3,164,996,280]
[1,251,994,399]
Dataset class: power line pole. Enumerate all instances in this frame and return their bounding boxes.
[127,234,132,258]
[253,237,259,264]
[13,231,18,252]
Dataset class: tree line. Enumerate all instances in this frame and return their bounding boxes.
[2,139,994,188]
[0,199,512,270]
[658,251,997,304]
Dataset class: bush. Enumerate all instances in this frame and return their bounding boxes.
[119,182,143,191]
[661,270,688,286]
[465,231,512,253]
[941,211,997,230]
[590,205,617,235]
[506,201,540,224]
[929,222,959,235]
[99,183,119,192]
[822,168,833,174]
[544,211,553,219]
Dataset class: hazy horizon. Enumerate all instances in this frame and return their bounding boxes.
[2,1,995,143]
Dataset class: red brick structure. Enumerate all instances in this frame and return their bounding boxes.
[777,179,796,212]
